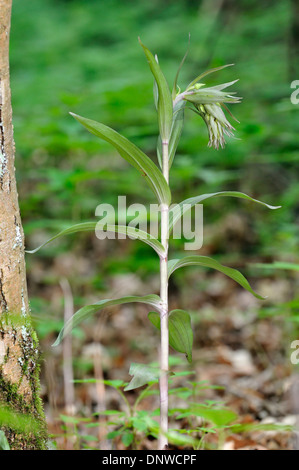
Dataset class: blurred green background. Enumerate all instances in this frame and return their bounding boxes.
[8,0,299,410]
[11,1,298,271]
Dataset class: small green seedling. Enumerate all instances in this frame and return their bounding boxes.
[53,371,291,450]
[29,38,280,449]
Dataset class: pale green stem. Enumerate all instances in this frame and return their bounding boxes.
[159,139,169,450]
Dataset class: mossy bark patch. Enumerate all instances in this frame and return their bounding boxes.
[0,319,47,449]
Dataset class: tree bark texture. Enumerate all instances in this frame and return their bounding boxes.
[0,0,47,450]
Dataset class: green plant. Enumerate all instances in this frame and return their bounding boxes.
[29,39,280,449]
[58,365,231,450]
[251,262,299,358]
[53,364,292,450]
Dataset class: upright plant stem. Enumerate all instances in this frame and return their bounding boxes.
[159,140,169,450]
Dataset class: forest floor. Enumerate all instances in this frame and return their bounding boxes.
[38,267,298,450]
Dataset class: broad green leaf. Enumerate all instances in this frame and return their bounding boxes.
[121,431,134,447]
[26,222,165,257]
[198,407,238,427]
[107,430,124,440]
[169,190,281,234]
[148,309,193,363]
[53,294,162,346]
[186,64,235,91]
[124,363,160,391]
[70,113,171,205]
[168,256,265,300]
[130,416,148,433]
[139,38,173,142]
[0,430,10,451]
[157,101,185,169]
[177,406,237,427]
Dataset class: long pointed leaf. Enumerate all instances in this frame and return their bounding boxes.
[169,191,281,234]
[168,255,265,299]
[157,101,186,169]
[70,113,171,205]
[186,64,234,90]
[153,54,159,110]
[168,101,185,167]
[53,294,162,346]
[183,90,241,105]
[172,34,190,100]
[26,222,165,257]
[139,38,173,142]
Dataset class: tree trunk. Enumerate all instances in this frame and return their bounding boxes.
[0,0,47,450]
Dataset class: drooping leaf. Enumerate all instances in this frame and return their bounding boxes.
[70,113,171,205]
[26,222,165,257]
[148,311,160,330]
[53,295,162,346]
[148,309,193,363]
[169,190,281,234]
[124,363,160,391]
[139,38,173,142]
[168,255,265,299]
